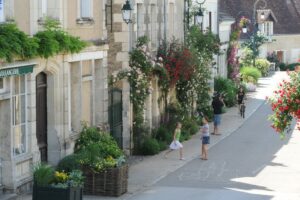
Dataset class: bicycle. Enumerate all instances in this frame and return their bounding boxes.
[240,101,246,118]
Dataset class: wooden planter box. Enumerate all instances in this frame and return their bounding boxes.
[82,164,128,197]
[32,184,82,200]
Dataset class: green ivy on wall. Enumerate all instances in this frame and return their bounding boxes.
[0,18,86,63]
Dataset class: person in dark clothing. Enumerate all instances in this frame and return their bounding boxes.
[236,87,245,113]
[211,93,225,135]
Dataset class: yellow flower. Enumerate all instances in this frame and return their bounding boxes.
[54,171,68,183]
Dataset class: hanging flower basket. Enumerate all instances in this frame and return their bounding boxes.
[82,164,128,197]
[268,72,300,137]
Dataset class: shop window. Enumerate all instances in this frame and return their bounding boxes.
[12,76,27,156]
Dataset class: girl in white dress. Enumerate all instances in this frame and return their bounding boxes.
[164,122,184,160]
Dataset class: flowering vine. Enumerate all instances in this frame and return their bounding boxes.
[267,72,300,138]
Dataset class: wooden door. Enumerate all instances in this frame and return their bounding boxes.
[36,72,48,162]
[277,51,284,63]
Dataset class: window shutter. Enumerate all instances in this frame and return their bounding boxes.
[0,0,4,22]
[81,0,92,18]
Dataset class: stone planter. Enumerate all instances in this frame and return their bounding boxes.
[82,164,128,197]
[32,184,82,200]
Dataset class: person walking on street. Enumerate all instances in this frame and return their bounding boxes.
[236,87,245,114]
[200,115,210,160]
[164,122,185,160]
[212,93,225,135]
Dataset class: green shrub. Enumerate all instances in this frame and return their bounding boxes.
[180,129,191,141]
[140,137,160,155]
[255,59,270,76]
[56,154,81,173]
[214,77,238,107]
[33,164,55,186]
[279,63,286,71]
[153,126,172,143]
[240,67,261,83]
[72,125,125,172]
[182,118,199,135]
[75,125,123,159]
[158,141,168,151]
[286,63,300,71]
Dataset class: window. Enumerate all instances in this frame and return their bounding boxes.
[76,0,94,24]
[137,4,144,37]
[70,61,94,132]
[0,78,5,93]
[168,3,174,38]
[41,0,47,17]
[12,76,27,156]
[80,0,92,18]
[150,4,157,48]
[259,21,273,36]
[0,0,4,22]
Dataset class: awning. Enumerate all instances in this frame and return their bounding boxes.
[0,65,34,78]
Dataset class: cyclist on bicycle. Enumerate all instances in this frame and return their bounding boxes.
[236,87,245,114]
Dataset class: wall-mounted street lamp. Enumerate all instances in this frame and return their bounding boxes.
[194,0,206,30]
[195,6,204,26]
[121,0,133,24]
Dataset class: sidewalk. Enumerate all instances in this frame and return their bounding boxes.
[16,72,287,200]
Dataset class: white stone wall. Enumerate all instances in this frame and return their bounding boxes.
[219,20,235,78]
[260,34,300,64]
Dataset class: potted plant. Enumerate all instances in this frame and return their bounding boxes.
[32,164,84,200]
[57,125,128,197]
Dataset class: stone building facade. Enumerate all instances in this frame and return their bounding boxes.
[0,0,108,193]
[107,0,184,153]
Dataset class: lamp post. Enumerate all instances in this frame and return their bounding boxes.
[251,0,267,67]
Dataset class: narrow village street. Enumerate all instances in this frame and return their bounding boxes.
[131,100,300,200]
[2,1,300,200]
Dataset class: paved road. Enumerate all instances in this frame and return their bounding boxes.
[129,103,300,200]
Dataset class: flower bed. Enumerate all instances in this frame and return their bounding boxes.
[82,164,128,196]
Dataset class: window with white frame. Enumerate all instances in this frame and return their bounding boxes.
[0,0,4,22]
[12,75,27,156]
[0,78,6,93]
[80,0,92,18]
[70,61,94,132]
[41,0,47,17]
[168,3,174,38]
[137,4,144,37]
[259,21,273,36]
[150,4,157,48]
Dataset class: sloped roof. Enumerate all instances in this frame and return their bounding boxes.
[256,9,278,24]
[219,11,235,23]
[219,0,300,34]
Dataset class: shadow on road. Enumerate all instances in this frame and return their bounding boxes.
[154,103,294,200]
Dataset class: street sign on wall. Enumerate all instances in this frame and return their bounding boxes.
[0,65,34,78]
[0,0,4,22]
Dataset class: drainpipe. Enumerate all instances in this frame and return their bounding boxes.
[164,0,167,42]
